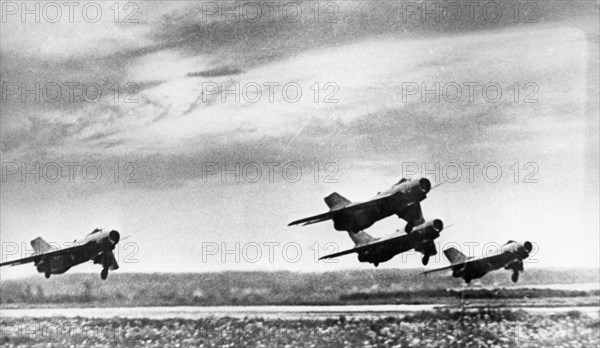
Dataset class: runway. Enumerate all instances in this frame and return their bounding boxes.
[2,304,598,320]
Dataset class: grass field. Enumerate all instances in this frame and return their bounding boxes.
[1,269,598,308]
[1,309,598,347]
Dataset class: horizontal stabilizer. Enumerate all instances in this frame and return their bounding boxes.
[288,211,334,226]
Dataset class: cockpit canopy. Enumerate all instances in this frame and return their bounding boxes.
[88,228,102,235]
[395,178,408,185]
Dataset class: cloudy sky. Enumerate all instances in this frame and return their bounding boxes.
[1,1,598,279]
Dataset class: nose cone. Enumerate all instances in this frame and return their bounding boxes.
[419,219,443,239]
[419,178,431,193]
[109,230,120,245]
[517,241,533,259]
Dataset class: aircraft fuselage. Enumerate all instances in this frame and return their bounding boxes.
[451,241,532,283]
[332,178,431,233]
[356,219,442,265]
[34,230,119,276]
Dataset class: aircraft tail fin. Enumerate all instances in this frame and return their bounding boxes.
[444,247,467,264]
[30,237,55,254]
[324,193,351,210]
[347,231,376,246]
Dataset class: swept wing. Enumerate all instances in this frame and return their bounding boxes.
[319,233,410,259]
[0,243,92,267]
[421,251,518,275]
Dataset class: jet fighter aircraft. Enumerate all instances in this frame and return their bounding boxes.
[289,178,434,233]
[319,219,444,266]
[0,229,122,280]
[422,240,533,283]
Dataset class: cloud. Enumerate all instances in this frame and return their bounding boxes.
[1,1,599,276]
[187,67,244,78]
[0,2,596,194]
[2,23,594,170]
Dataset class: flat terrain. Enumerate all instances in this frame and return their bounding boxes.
[1,309,598,347]
[1,303,599,321]
[2,270,597,346]
[1,269,598,308]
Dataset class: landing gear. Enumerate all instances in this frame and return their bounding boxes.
[511,270,519,283]
[101,267,109,280]
[506,260,523,283]
[422,254,430,266]
[404,223,413,233]
[516,261,524,272]
[374,262,379,267]
[45,270,51,279]
[465,277,471,284]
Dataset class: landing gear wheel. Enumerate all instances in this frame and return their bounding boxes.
[465,277,471,284]
[404,223,414,233]
[101,268,109,280]
[511,271,519,283]
[422,255,430,266]
[45,270,51,279]
[374,262,379,267]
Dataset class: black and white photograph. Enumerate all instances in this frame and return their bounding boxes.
[0,0,599,347]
